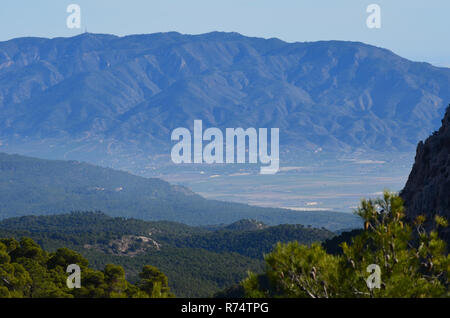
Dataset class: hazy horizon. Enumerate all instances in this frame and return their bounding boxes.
[1,0,449,66]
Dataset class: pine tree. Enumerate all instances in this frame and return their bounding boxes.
[242,191,449,298]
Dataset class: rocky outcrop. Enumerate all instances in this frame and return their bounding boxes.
[400,104,450,242]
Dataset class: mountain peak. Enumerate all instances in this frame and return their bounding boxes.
[224,219,268,231]
[440,104,450,132]
[1,32,450,169]
[401,104,450,242]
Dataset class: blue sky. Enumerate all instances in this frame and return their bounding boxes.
[1,0,449,66]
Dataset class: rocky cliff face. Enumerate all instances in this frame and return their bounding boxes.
[401,104,450,242]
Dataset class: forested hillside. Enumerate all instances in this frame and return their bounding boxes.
[0,152,362,230]
[0,237,173,298]
[0,212,335,297]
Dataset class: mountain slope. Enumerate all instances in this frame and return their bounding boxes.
[400,104,450,242]
[0,211,335,297]
[0,32,449,170]
[0,152,361,230]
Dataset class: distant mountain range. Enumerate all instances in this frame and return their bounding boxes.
[0,152,361,230]
[0,32,449,170]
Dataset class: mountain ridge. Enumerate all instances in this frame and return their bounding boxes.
[401,104,450,243]
[0,211,335,297]
[0,151,362,230]
[1,32,449,171]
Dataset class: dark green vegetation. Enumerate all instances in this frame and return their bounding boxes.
[0,237,173,298]
[0,212,335,297]
[322,229,363,255]
[163,223,333,258]
[0,152,362,230]
[235,192,449,298]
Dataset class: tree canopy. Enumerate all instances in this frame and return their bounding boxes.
[0,237,173,298]
[242,192,449,298]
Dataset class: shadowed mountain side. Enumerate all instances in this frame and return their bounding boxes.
[401,104,450,243]
[0,152,361,230]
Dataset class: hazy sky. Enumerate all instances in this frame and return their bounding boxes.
[1,0,449,66]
